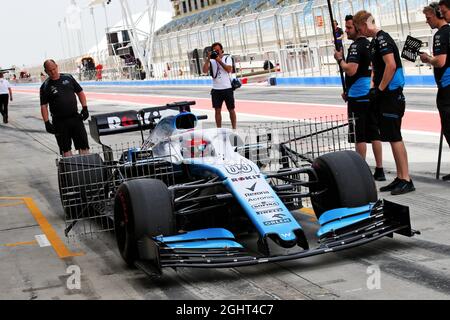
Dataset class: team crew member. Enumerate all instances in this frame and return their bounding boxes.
[334,15,385,181]
[0,72,13,124]
[353,10,415,195]
[40,59,90,157]
[420,3,450,181]
[202,42,237,130]
[439,0,450,22]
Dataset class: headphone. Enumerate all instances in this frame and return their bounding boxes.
[430,2,443,19]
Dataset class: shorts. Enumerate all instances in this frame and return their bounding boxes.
[0,94,8,120]
[374,89,406,142]
[437,86,450,147]
[211,88,235,110]
[347,97,380,143]
[53,116,90,153]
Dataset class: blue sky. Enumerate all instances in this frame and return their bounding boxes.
[0,0,172,69]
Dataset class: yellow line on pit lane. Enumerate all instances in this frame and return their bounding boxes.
[0,197,84,259]
[1,240,38,247]
[0,201,24,208]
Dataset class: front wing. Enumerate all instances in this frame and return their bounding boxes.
[134,200,419,276]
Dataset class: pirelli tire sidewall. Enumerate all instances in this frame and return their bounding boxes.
[310,150,378,218]
[114,179,175,266]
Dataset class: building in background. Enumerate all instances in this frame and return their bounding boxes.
[28,0,435,81]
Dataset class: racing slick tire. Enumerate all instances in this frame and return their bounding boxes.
[114,178,176,266]
[310,150,378,218]
[58,154,108,221]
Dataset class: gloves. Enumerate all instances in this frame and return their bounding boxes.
[45,121,55,134]
[80,106,89,121]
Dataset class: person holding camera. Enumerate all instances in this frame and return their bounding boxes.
[420,3,450,181]
[353,10,414,195]
[40,59,90,157]
[202,42,237,130]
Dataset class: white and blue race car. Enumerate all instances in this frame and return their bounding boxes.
[57,101,419,276]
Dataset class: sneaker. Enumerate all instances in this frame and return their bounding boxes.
[391,179,416,195]
[443,174,450,181]
[379,178,401,192]
[373,167,386,181]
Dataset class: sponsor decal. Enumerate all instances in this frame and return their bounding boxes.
[231,174,261,182]
[263,218,292,226]
[107,116,137,129]
[248,196,275,202]
[251,201,279,210]
[272,213,286,219]
[244,191,270,197]
[256,208,283,215]
[246,182,257,192]
[226,164,253,175]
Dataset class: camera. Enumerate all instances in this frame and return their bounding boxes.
[210,50,219,60]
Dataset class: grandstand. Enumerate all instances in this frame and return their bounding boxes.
[35,0,434,81]
[150,0,434,79]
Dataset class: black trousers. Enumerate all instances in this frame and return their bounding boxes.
[0,94,8,123]
[437,86,450,147]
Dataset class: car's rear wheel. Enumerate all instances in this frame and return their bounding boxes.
[114,179,176,266]
[310,151,378,219]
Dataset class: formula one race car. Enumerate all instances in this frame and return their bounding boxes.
[57,101,419,276]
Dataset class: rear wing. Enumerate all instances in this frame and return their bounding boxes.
[89,101,196,143]
[88,101,196,161]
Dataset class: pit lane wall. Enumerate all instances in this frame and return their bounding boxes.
[14,75,436,87]
[269,75,436,87]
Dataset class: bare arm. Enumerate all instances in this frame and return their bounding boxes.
[76,91,87,107]
[217,58,233,73]
[8,88,12,101]
[420,53,447,68]
[41,104,50,122]
[339,61,359,77]
[379,53,396,91]
[203,52,211,74]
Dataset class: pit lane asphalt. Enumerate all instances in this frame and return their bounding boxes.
[83,85,438,112]
[0,88,449,300]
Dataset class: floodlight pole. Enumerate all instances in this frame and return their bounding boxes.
[119,0,151,79]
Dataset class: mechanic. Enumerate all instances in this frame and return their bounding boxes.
[0,72,13,124]
[202,42,237,130]
[353,10,415,195]
[420,3,450,181]
[439,0,450,22]
[40,59,90,157]
[334,15,385,181]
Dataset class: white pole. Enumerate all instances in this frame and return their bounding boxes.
[91,7,100,61]
[119,0,151,78]
[58,21,67,59]
[64,17,73,58]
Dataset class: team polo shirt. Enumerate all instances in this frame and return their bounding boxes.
[40,73,83,118]
[370,30,405,90]
[345,37,372,98]
[433,24,450,88]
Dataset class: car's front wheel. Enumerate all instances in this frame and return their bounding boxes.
[309,151,378,219]
[114,179,176,266]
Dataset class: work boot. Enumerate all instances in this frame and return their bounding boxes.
[373,167,386,181]
[443,174,450,181]
[391,179,416,195]
[379,178,401,192]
